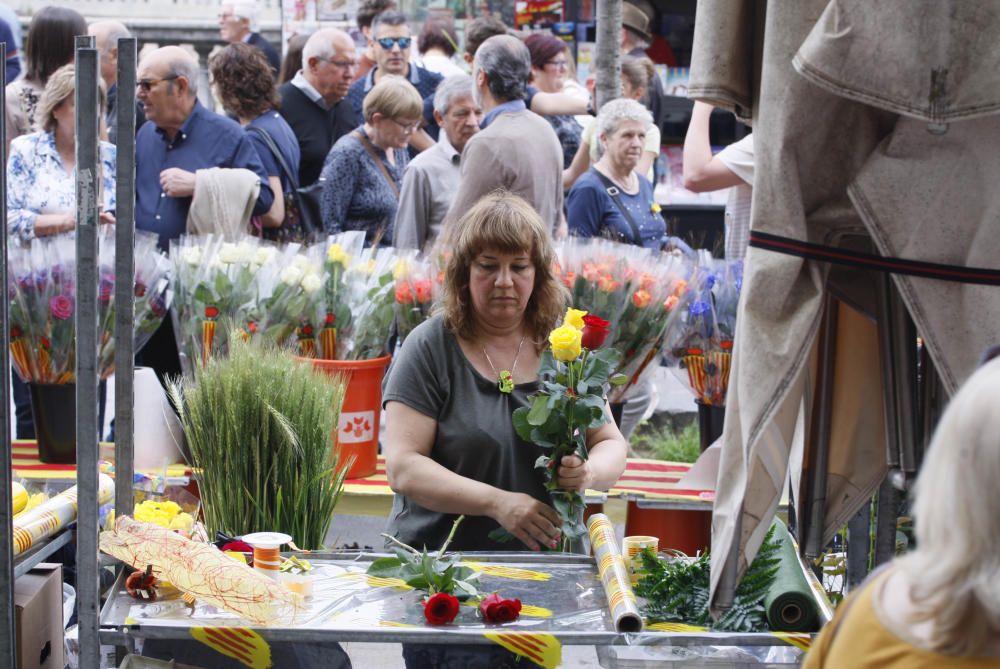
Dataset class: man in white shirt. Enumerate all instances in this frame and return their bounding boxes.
[395,74,482,250]
[683,100,755,260]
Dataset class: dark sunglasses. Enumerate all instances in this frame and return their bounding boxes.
[375,36,412,50]
[137,75,179,92]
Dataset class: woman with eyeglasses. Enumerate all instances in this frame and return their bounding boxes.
[319,75,421,245]
[524,33,583,170]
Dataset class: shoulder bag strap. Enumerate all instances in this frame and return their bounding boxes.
[351,129,400,200]
[591,167,643,244]
[247,125,300,190]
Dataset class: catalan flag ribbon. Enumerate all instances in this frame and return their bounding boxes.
[484,632,561,669]
[191,627,272,669]
[587,513,643,633]
[202,305,219,367]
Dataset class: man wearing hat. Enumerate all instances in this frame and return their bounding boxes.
[621,1,664,130]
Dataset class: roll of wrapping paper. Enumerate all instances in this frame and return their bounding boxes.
[763,518,821,632]
[586,513,643,633]
[13,473,114,555]
[100,516,301,625]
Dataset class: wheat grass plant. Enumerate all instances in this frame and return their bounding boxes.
[167,336,349,549]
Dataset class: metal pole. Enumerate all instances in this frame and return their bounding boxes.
[114,37,137,527]
[804,295,837,559]
[0,40,17,669]
[74,36,102,669]
[594,0,621,110]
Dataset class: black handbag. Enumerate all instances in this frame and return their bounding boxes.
[247,125,324,243]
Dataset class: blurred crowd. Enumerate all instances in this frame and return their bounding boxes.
[1,0,673,437]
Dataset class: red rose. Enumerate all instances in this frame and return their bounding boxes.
[395,281,414,305]
[423,592,459,625]
[247,321,258,334]
[10,326,22,338]
[581,314,610,349]
[49,295,73,320]
[301,324,314,337]
[413,279,433,303]
[325,312,335,326]
[134,282,147,298]
[221,540,253,553]
[204,306,220,319]
[478,593,522,624]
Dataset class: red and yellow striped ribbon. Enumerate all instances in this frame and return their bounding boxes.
[484,632,561,669]
[191,627,272,669]
[201,320,216,367]
[298,338,316,358]
[320,327,337,360]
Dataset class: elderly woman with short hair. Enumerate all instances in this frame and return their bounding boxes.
[319,75,421,245]
[7,63,116,242]
[566,98,665,249]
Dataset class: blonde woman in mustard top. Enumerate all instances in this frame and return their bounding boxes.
[803,358,1000,668]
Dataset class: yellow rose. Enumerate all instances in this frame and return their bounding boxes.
[326,243,350,266]
[563,307,588,330]
[549,324,582,362]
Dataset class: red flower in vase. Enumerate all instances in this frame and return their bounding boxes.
[300,323,314,337]
[478,593,521,624]
[581,314,611,349]
[325,312,336,326]
[204,306,220,319]
[49,295,73,320]
[423,592,459,625]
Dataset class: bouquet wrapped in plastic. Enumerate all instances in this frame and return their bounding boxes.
[392,252,438,343]
[8,229,171,383]
[314,232,365,359]
[667,252,743,405]
[553,239,694,401]
[339,247,397,360]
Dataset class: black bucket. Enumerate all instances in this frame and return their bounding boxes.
[28,382,107,464]
[696,400,726,452]
[29,383,77,464]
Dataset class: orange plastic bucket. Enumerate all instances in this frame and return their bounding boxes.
[299,355,391,479]
[624,502,712,556]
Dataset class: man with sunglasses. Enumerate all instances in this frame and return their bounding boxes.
[134,45,273,384]
[345,10,441,155]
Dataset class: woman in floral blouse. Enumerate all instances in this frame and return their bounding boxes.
[7,64,117,243]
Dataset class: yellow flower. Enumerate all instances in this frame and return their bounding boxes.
[327,243,350,266]
[393,259,410,280]
[650,202,661,214]
[549,324,582,362]
[563,308,587,330]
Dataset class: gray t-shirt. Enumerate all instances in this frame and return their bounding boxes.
[382,316,548,552]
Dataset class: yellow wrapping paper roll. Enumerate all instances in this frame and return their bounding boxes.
[587,513,643,633]
[13,474,113,556]
[100,516,302,625]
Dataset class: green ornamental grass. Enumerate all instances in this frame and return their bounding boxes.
[167,336,349,549]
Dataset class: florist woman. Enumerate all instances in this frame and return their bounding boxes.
[383,190,627,667]
[383,190,627,550]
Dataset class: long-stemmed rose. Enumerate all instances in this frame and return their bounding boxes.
[478,593,522,624]
[496,308,626,551]
[581,314,610,349]
[424,592,460,625]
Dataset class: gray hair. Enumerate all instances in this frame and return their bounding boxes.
[371,10,408,36]
[303,28,351,63]
[90,21,131,54]
[168,52,200,97]
[433,74,473,115]
[596,98,652,139]
[225,0,259,31]
[475,35,530,103]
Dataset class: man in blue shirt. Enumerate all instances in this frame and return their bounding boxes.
[135,45,273,382]
[346,10,441,155]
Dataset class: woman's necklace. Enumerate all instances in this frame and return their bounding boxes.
[598,163,638,193]
[483,335,526,394]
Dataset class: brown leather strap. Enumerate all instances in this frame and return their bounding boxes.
[351,129,400,200]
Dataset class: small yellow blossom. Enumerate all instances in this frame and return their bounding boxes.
[563,308,588,330]
[549,324,583,362]
[650,202,661,214]
[326,243,350,266]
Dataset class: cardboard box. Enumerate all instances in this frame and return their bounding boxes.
[15,562,64,669]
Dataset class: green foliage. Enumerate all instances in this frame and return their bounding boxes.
[630,421,701,463]
[367,516,480,599]
[509,345,623,548]
[167,335,349,549]
[635,525,781,632]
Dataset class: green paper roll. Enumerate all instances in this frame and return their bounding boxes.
[763,518,820,632]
